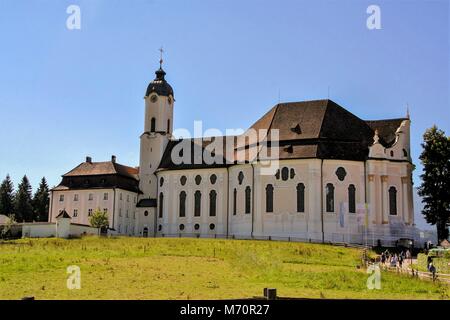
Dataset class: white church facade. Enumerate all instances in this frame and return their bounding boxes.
[49,62,419,246]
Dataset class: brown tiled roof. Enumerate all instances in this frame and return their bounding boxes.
[63,161,138,180]
[158,99,404,170]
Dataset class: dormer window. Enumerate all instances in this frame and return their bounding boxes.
[284,145,293,153]
[291,123,302,134]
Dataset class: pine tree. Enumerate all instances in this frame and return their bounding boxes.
[33,177,50,222]
[14,175,33,222]
[418,126,450,241]
[0,174,15,216]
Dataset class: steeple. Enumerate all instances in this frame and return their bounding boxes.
[145,47,174,98]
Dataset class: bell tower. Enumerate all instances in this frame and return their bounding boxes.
[139,49,174,200]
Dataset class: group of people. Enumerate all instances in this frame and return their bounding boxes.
[380,249,411,269]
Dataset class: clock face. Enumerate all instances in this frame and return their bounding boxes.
[150,95,158,103]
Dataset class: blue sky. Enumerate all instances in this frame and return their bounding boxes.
[0,0,448,192]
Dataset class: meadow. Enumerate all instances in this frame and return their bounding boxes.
[0,237,448,300]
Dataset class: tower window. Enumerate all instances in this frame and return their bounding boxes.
[150,117,156,132]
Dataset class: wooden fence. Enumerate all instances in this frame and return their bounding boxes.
[382,265,450,284]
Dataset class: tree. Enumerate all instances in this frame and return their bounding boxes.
[89,209,109,229]
[0,174,15,216]
[33,177,49,222]
[14,175,33,222]
[418,126,450,241]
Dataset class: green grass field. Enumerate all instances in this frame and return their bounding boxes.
[0,237,448,300]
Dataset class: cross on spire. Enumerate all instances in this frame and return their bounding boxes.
[159,46,164,68]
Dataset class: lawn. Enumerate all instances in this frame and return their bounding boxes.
[0,237,448,300]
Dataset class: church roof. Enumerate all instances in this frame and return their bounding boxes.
[157,99,406,170]
[145,67,174,98]
[63,159,139,180]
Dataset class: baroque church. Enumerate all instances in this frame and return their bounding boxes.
[49,61,419,246]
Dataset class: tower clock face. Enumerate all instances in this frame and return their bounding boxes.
[150,95,158,103]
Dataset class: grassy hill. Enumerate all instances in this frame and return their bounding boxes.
[0,237,448,300]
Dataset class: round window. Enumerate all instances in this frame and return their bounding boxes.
[210,174,217,184]
[150,95,158,103]
[180,176,187,186]
[179,224,185,231]
[195,175,202,185]
[194,223,200,230]
[144,210,148,217]
[209,223,215,230]
[160,177,164,187]
[158,224,162,231]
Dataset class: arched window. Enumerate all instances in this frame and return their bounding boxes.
[158,192,164,218]
[209,190,217,217]
[389,186,397,215]
[281,167,289,181]
[194,190,201,217]
[179,191,186,217]
[348,184,356,213]
[150,117,156,132]
[233,188,237,215]
[245,186,251,214]
[326,183,334,213]
[266,184,274,213]
[296,183,305,213]
[167,119,170,133]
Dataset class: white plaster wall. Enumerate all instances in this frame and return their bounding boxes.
[50,188,138,236]
[156,168,228,236]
